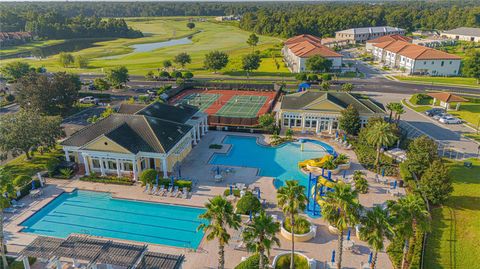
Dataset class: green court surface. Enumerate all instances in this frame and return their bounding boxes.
[215,95,267,118]
[178,93,220,111]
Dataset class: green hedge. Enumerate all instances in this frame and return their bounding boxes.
[80,175,134,185]
[410,94,432,105]
[223,188,241,197]
[144,177,193,191]
[234,254,267,269]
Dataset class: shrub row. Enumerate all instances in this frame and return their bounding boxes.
[80,174,134,185]
[410,93,432,105]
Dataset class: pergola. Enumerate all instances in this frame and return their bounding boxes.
[427,92,468,110]
[18,235,184,269]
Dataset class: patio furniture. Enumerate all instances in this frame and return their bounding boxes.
[143,183,151,193]
[3,207,17,214]
[343,240,355,251]
[155,185,165,196]
[30,189,41,198]
[171,186,179,197]
[182,187,188,199]
[11,199,25,208]
[150,185,157,195]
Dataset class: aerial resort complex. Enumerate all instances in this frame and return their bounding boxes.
[1,1,479,269]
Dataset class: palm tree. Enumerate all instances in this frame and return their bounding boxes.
[0,169,14,269]
[242,211,281,269]
[341,83,354,93]
[389,194,430,269]
[318,182,361,269]
[198,196,241,269]
[277,180,307,269]
[386,103,396,122]
[365,121,398,169]
[359,206,394,269]
[394,104,405,123]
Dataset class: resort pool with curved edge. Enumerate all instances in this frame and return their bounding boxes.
[20,190,207,248]
[210,135,335,188]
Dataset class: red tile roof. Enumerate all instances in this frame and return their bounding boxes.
[373,40,461,60]
[427,92,468,103]
[286,35,342,58]
[366,34,412,44]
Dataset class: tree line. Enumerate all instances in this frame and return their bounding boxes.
[1,11,142,40]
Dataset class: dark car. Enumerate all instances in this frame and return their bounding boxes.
[425,108,444,117]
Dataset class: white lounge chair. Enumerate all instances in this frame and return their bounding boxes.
[155,185,165,196]
[11,200,25,208]
[181,187,189,199]
[150,185,158,195]
[3,207,17,214]
[171,186,179,197]
[144,183,151,193]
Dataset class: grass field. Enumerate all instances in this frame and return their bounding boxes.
[424,158,480,269]
[1,149,63,179]
[394,75,480,88]
[2,17,289,78]
[450,102,480,127]
[0,39,65,57]
[441,41,480,57]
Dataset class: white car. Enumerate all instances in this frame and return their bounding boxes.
[79,96,98,104]
[433,113,451,120]
[439,116,462,124]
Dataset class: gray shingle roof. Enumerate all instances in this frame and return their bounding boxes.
[337,26,404,35]
[280,91,385,114]
[61,107,193,154]
[136,102,199,124]
[443,27,480,37]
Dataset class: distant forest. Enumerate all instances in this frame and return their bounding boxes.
[1,1,479,39]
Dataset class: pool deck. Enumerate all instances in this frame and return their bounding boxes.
[4,131,403,269]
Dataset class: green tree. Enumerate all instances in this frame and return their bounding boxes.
[87,105,115,124]
[295,73,307,81]
[183,71,194,80]
[353,170,368,194]
[386,103,396,122]
[204,51,229,73]
[16,72,81,115]
[0,61,31,82]
[418,160,453,205]
[105,66,129,88]
[159,71,170,79]
[392,103,405,123]
[365,121,398,169]
[338,104,361,135]
[258,113,276,133]
[359,206,394,269]
[462,50,480,84]
[306,55,332,72]
[242,211,281,269]
[341,83,354,93]
[320,81,330,91]
[0,169,14,269]
[198,196,241,269]
[174,52,191,69]
[242,53,261,78]
[93,78,111,91]
[58,52,74,67]
[145,71,155,81]
[0,110,63,159]
[75,55,89,68]
[277,180,307,269]
[404,136,438,178]
[162,59,172,70]
[247,33,259,52]
[319,182,361,269]
[389,194,430,269]
[186,22,196,30]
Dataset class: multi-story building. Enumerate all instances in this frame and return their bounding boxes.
[441,27,480,42]
[372,40,461,76]
[282,34,343,73]
[335,26,406,43]
[365,34,412,51]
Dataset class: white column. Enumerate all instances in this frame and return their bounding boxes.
[99,157,106,176]
[64,150,70,162]
[116,159,121,177]
[301,115,305,133]
[204,117,208,133]
[132,159,138,181]
[197,124,201,139]
[315,121,320,134]
[22,257,31,269]
[82,154,90,175]
[192,129,197,145]
[328,119,333,134]
[201,121,205,136]
[162,158,168,178]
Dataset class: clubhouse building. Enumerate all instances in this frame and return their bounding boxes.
[61,102,208,180]
[278,91,385,133]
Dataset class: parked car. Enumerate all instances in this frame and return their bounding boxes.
[433,113,451,120]
[439,116,462,124]
[425,108,444,117]
[79,96,98,104]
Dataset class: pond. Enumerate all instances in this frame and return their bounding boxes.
[1,39,106,59]
[100,36,193,59]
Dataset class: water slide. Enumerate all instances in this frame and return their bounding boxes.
[298,155,333,169]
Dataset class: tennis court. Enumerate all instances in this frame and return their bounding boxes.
[177,93,220,111]
[215,95,267,118]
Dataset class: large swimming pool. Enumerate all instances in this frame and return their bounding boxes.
[21,190,207,248]
[210,135,334,187]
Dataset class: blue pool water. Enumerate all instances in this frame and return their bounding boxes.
[210,135,334,188]
[21,190,207,248]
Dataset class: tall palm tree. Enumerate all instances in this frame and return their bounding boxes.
[277,180,307,269]
[242,211,281,269]
[198,195,241,269]
[0,169,14,269]
[365,121,398,169]
[388,194,430,269]
[386,103,396,122]
[394,104,405,123]
[359,206,394,269]
[318,182,361,269]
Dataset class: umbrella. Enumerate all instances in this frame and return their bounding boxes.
[343,169,347,179]
[335,130,339,138]
[229,185,233,195]
[368,252,373,264]
[156,174,159,186]
[327,171,332,180]
[249,211,252,221]
[31,181,36,190]
[381,168,385,177]
[170,176,174,187]
[178,165,182,178]
[37,172,44,187]
[322,168,325,176]
[331,250,336,263]
[343,134,347,142]
[347,229,351,241]
[257,189,261,199]
[216,166,220,175]
[393,180,397,189]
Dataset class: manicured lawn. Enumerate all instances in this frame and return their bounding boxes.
[441,41,480,57]
[424,158,480,269]
[0,39,65,58]
[1,149,63,179]
[464,133,480,142]
[3,17,288,78]
[450,102,480,127]
[402,99,431,113]
[394,75,480,88]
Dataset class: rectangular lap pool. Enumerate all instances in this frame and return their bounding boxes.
[21,190,207,249]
